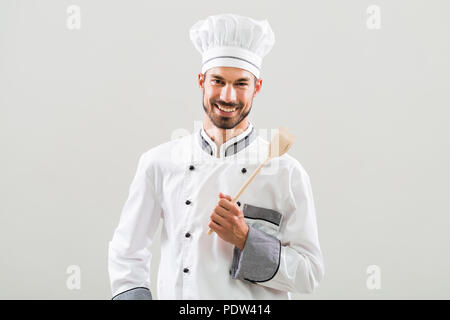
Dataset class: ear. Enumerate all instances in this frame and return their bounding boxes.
[198,72,205,89]
[253,78,263,97]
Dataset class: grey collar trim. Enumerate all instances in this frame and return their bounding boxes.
[197,125,257,157]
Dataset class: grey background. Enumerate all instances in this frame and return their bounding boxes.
[1,0,449,299]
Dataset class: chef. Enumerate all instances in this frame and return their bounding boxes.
[108,13,324,300]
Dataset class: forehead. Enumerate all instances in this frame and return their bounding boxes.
[206,66,253,81]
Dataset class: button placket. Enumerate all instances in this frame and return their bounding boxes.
[180,226,192,298]
[181,160,197,298]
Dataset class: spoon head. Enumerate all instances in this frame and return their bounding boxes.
[268,126,296,158]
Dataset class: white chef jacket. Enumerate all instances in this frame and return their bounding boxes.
[108,121,324,300]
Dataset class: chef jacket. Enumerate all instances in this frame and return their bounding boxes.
[108,121,324,299]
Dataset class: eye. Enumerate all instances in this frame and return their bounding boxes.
[212,79,222,84]
[237,83,248,87]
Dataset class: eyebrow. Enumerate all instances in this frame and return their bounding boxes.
[210,74,250,82]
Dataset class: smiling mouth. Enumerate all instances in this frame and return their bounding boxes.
[214,103,238,113]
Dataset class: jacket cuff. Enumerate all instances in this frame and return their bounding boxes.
[230,225,281,282]
[112,287,152,300]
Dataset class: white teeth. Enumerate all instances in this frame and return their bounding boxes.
[216,104,236,112]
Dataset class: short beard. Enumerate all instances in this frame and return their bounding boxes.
[202,94,252,129]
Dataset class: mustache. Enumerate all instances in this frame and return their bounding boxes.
[212,99,242,108]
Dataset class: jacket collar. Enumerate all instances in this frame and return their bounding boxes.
[197,121,257,158]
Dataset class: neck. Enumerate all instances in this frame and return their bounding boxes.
[203,115,250,154]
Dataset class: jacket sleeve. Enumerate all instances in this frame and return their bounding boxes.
[108,152,163,299]
[230,162,324,293]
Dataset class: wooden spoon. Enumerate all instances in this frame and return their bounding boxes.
[208,126,296,235]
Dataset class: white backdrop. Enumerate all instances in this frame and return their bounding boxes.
[1,0,449,299]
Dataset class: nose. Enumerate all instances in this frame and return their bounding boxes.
[219,83,237,103]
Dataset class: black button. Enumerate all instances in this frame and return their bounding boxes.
[241,168,247,173]
[237,201,241,207]
[189,165,195,171]
[183,268,189,273]
[185,232,191,238]
[185,200,191,205]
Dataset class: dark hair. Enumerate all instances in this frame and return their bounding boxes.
[203,70,257,87]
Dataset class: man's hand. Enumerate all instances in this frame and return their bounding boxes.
[208,192,249,250]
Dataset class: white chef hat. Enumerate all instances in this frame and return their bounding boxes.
[189,13,275,79]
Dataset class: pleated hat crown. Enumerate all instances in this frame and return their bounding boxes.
[189,13,275,78]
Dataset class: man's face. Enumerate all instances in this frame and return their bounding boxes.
[200,67,261,130]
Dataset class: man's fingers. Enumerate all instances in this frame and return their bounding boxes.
[218,198,235,210]
[214,205,234,221]
[208,219,225,234]
[218,200,242,217]
[210,211,231,229]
